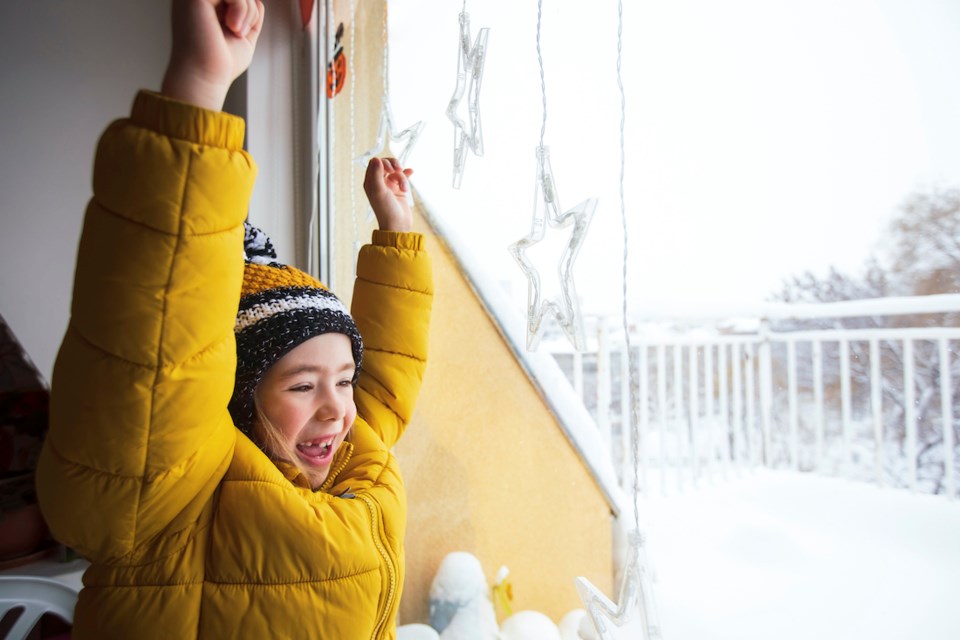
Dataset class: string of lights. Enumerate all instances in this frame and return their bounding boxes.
[446,0,489,189]
[348,0,359,264]
[355,0,424,169]
[574,2,662,637]
[508,0,597,353]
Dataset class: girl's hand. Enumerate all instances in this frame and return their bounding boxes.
[364,157,414,232]
[161,0,265,111]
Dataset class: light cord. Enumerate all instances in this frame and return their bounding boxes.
[382,0,389,98]
[536,0,547,148]
[619,9,662,638]
[614,0,640,534]
[326,0,336,274]
[349,0,359,267]
[298,9,311,274]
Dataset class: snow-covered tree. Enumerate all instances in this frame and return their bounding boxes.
[770,187,960,494]
[886,187,960,296]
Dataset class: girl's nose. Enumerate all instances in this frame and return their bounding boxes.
[314,387,344,421]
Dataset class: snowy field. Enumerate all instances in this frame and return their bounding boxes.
[639,469,960,640]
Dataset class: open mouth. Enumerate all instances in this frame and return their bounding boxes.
[296,436,336,467]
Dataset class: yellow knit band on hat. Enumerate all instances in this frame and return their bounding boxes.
[241,262,328,297]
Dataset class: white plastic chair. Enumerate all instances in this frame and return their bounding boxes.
[0,576,77,640]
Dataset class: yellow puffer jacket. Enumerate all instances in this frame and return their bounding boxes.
[36,91,432,639]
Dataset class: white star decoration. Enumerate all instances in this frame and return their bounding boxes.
[575,529,662,640]
[446,11,489,189]
[509,145,596,352]
[355,96,424,167]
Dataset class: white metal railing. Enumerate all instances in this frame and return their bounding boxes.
[548,294,960,499]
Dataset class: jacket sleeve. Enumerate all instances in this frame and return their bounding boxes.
[36,91,256,563]
[351,230,433,449]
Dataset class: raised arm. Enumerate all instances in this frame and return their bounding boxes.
[352,158,433,447]
[162,0,264,111]
[36,0,263,563]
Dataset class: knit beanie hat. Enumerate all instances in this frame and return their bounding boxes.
[228,222,363,435]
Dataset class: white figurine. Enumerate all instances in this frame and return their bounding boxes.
[428,551,499,640]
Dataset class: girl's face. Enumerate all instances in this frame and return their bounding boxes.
[256,333,357,489]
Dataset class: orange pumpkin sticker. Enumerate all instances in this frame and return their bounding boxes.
[326,23,346,99]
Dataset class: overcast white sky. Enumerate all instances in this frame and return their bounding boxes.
[387,0,960,316]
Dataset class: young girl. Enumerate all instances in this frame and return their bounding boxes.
[36,1,432,637]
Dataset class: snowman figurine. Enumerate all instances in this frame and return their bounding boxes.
[428,551,499,639]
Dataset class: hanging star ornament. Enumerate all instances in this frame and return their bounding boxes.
[446,11,489,189]
[575,529,662,640]
[355,96,424,167]
[509,145,597,352]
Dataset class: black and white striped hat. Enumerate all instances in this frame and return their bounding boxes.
[228,222,363,434]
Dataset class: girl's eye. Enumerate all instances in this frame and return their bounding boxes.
[289,384,313,392]
[337,379,352,387]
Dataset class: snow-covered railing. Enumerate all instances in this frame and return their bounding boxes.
[549,294,960,499]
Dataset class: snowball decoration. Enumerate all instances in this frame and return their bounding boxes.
[508,145,597,351]
[446,10,489,189]
[558,609,598,640]
[579,615,603,640]
[428,552,498,639]
[397,623,440,640]
[500,610,562,640]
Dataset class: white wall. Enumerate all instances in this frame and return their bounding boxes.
[0,1,171,382]
[0,1,299,383]
[246,0,299,271]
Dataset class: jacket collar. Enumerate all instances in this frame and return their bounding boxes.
[274,441,355,492]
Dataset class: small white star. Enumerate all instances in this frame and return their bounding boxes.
[356,96,424,167]
[446,11,490,189]
[509,145,596,352]
[575,530,661,640]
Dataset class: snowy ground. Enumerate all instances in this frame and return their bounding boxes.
[638,469,960,640]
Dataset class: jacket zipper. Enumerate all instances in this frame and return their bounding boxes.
[357,493,397,640]
[318,442,354,493]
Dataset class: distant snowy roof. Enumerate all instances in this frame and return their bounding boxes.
[629,293,960,322]
[417,191,628,517]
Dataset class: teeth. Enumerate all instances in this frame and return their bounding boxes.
[297,438,334,455]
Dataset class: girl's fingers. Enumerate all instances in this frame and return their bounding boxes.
[366,157,413,194]
[382,158,414,178]
[224,0,261,38]
[223,0,249,36]
[363,157,382,190]
[386,172,406,193]
[246,0,264,37]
